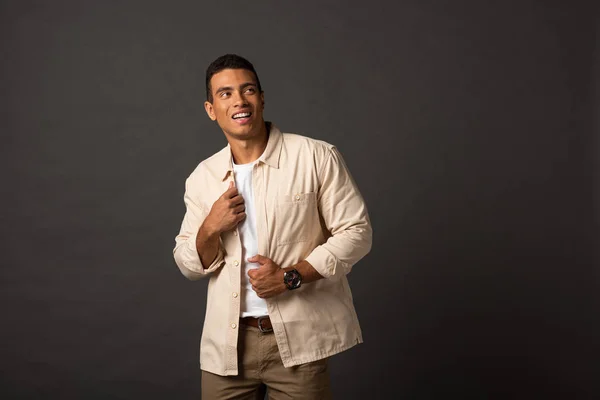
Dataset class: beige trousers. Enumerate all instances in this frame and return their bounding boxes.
[201,324,332,399]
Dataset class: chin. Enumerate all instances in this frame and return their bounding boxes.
[224,128,253,140]
[230,123,260,136]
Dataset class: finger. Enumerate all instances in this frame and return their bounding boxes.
[222,183,238,199]
[236,212,246,222]
[229,194,245,206]
[233,204,245,213]
[247,254,268,265]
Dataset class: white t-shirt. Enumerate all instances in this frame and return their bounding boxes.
[232,160,269,318]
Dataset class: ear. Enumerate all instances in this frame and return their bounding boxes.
[260,92,265,108]
[204,101,216,121]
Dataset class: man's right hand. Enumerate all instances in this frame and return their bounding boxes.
[203,181,246,236]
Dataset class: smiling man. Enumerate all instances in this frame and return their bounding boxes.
[173,54,372,399]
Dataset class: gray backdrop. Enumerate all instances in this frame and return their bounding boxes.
[1,0,598,398]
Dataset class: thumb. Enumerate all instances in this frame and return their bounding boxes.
[247,254,268,265]
[222,180,235,197]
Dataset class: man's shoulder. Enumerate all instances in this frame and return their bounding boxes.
[281,132,336,154]
[187,145,229,181]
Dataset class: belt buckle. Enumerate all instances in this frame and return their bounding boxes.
[257,316,272,333]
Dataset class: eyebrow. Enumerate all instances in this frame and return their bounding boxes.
[239,82,257,90]
[215,82,257,95]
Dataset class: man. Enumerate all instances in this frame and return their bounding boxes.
[173,54,372,399]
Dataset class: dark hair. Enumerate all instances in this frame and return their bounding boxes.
[205,54,262,103]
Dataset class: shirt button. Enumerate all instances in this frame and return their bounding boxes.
[232,292,238,298]
[233,260,239,267]
[231,323,237,329]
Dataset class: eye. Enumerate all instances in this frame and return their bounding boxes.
[220,91,230,98]
[245,87,256,94]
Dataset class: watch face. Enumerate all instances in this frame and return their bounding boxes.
[284,269,302,290]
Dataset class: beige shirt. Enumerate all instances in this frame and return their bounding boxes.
[173,123,372,376]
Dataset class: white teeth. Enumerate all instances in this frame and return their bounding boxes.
[233,112,251,119]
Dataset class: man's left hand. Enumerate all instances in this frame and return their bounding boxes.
[247,254,287,298]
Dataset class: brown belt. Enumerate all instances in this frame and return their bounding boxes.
[240,316,273,333]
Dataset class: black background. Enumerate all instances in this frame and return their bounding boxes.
[1,1,598,398]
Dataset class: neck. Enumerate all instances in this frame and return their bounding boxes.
[229,122,269,165]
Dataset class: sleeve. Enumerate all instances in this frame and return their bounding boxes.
[304,146,373,281]
[173,176,226,280]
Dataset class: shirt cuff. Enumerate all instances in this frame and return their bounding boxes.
[305,245,347,281]
[177,230,224,280]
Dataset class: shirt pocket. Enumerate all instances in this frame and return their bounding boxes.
[275,192,318,246]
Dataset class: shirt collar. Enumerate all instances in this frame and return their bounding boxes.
[216,121,283,182]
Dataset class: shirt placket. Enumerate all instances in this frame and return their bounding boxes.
[253,162,292,364]
[225,173,242,374]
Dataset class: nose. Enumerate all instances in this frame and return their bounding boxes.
[232,90,248,107]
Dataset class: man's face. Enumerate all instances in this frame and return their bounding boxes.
[204,68,265,141]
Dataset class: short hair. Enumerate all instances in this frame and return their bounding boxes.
[205,54,262,103]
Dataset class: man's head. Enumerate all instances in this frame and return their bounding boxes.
[205,54,262,103]
[204,54,266,142]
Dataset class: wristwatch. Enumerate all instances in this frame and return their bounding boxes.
[283,269,302,290]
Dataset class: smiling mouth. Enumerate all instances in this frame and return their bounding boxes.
[232,112,252,120]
